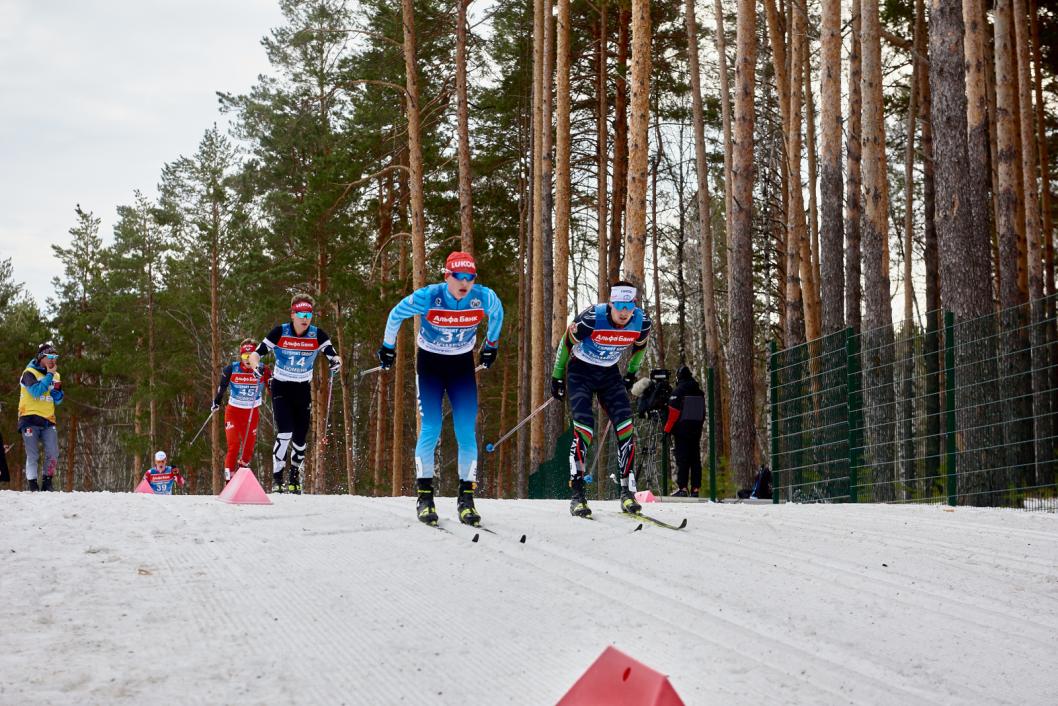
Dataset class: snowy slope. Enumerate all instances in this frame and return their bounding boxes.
[1,492,1055,705]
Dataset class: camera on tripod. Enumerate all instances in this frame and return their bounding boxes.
[635,368,672,417]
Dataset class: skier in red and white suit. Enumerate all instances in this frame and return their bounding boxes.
[212,339,271,482]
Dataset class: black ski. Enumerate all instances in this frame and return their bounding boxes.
[424,520,480,542]
[575,513,643,531]
[476,526,528,543]
[620,512,687,531]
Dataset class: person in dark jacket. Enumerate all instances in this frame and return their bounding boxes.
[663,365,706,497]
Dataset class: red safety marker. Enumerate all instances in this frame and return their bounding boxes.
[556,646,684,706]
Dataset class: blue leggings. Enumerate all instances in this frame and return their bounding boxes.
[415,349,478,482]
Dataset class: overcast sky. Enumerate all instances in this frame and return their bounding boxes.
[0,0,284,307]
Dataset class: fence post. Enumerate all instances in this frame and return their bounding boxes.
[769,340,779,503]
[944,310,957,506]
[707,366,717,502]
[846,327,863,503]
[661,430,670,496]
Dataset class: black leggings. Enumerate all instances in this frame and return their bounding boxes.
[271,379,312,475]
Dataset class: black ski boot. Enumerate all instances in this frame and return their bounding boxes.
[41,475,53,492]
[569,476,592,517]
[272,471,284,493]
[416,478,438,525]
[287,469,302,495]
[27,479,39,492]
[457,480,481,526]
[620,486,642,514]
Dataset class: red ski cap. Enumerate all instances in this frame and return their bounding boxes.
[240,342,256,355]
[444,251,477,275]
[291,300,313,314]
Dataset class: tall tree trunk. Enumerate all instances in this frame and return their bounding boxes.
[209,205,222,493]
[133,399,142,488]
[610,10,630,283]
[994,0,1033,493]
[455,0,474,254]
[554,0,572,346]
[516,106,531,496]
[401,0,427,295]
[996,1,1022,313]
[332,303,354,493]
[377,176,394,493]
[861,0,896,500]
[651,139,665,361]
[65,414,77,492]
[729,0,758,489]
[622,0,651,288]
[917,0,942,490]
[963,0,992,244]
[763,0,804,346]
[820,0,844,334]
[392,229,410,495]
[1029,0,1055,299]
[401,0,428,494]
[496,353,513,496]
[529,0,548,471]
[933,0,1002,504]
[846,0,864,331]
[713,0,734,247]
[541,0,555,365]
[804,43,821,297]
[1013,0,1052,487]
[685,0,721,371]
[597,2,609,300]
[901,30,921,498]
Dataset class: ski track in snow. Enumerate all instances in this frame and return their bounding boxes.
[1,492,1056,705]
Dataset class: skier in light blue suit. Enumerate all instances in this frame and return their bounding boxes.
[378,251,503,526]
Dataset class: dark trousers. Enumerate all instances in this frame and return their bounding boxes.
[566,358,635,480]
[673,428,703,490]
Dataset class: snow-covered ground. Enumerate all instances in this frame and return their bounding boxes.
[1,492,1056,705]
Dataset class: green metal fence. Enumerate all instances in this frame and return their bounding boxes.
[770,295,1058,510]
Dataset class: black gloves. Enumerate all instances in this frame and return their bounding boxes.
[551,377,566,400]
[377,345,397,370]
[479,346,498,369]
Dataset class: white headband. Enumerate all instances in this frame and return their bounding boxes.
[609,285,637,303]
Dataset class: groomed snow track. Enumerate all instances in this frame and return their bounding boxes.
[1,492,1055,705]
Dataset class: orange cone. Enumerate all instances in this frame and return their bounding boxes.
[218,467,272,505]
[134,477,153,494]
[556,646,685,706]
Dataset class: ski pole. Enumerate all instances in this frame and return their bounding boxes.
[188,408,216,448]
[321,371,336,444]
[485,397,554,453]
[358,365,383,379]
[235,375,265,469]
[588,419,613,480]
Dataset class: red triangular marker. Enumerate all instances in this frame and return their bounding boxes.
[218,467,272,505]
[134,478,153,494]
[556,646,685,706]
